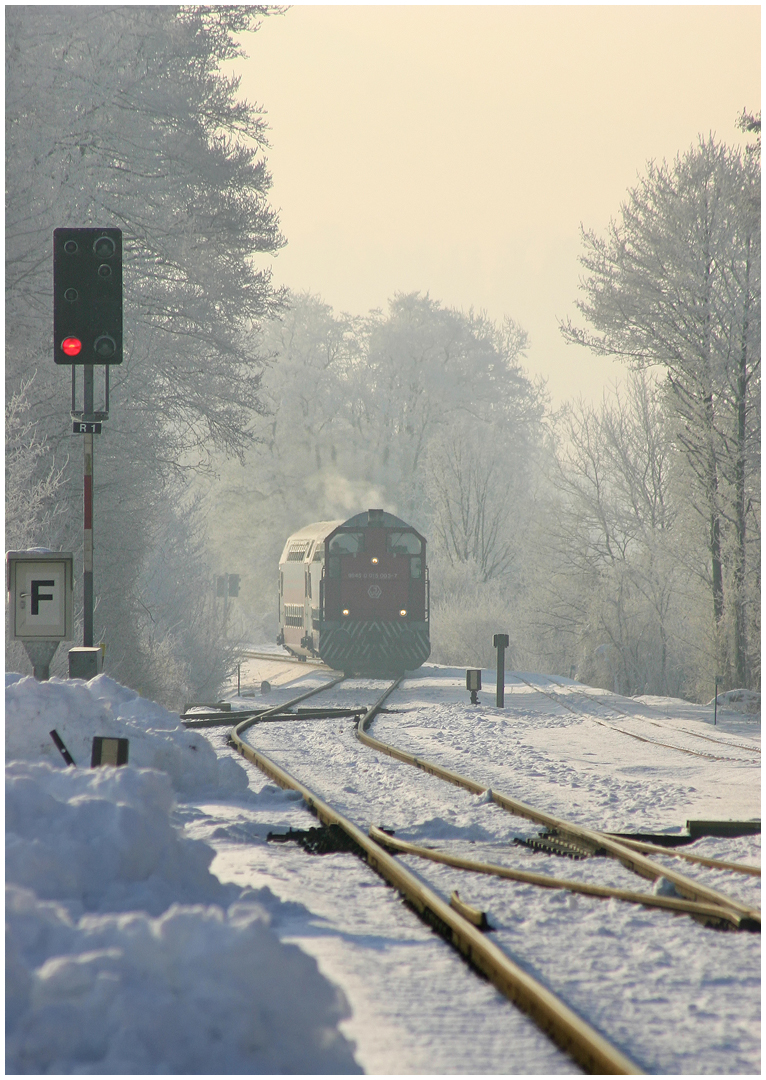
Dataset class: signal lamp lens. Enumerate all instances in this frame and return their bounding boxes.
[61,337,82,356]
[63,240,78,255]
[64,288,79,302]
[94,335,116,358]
[97,264,112,278]
[399,609,407,617]
[93,236,115,258]
[342,609,350,616]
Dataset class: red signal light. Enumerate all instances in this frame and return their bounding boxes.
[61,337,82,357]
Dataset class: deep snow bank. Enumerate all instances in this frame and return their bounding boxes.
[7,883,359,1074]
[5,673,247,796]
[5,673,361,1074]
[6,761,230,917]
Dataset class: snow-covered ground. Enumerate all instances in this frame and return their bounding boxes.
[6,662,760,1074]
[5,672,358,1074]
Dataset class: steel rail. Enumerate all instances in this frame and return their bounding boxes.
[184,707,362,728]
[603,834,761,877]
[240,647,330,668]
[228,675,347,734]
[356,705,761,927]
[229,678,642,1075]
[368,827,745,930]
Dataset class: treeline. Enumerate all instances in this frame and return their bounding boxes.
[5,6,759,704]
[205,134,761,704]
[198,291,546,669]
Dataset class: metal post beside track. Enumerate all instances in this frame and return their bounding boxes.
[493,634,509,707]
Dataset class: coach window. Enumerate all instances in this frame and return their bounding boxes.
[410,557,422,579]
[329,532,364,555]
[387,532,422,556]
[329,556,341,578]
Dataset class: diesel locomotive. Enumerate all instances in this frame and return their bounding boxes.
[277,508,430,674]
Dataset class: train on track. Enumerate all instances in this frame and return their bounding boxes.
[277,508,430,675]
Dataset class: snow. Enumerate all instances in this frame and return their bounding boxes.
[5,673,247,797]
[6,664,761,1074]
[5,673,360,1074]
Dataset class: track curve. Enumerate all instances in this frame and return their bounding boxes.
[217,668,759,1073]
[229,677,642,1075]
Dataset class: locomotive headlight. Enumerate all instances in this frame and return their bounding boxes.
[342,608,350,616]
[399,609,407,617]
[371,557,378,564]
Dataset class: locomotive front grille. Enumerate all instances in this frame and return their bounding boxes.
[320,619,430,674]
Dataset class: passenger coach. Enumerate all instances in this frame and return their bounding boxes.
[277,509,430,674]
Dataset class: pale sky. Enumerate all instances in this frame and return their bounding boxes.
[236,6,760,406]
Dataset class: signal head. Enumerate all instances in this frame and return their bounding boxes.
[53,227,122,365]
[61,337,82,357]
[93,235,115,258]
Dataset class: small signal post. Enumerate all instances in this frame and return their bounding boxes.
[493,634,509,708]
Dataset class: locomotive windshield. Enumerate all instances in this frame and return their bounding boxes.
[329,531,365,555]
[386,532,422,555]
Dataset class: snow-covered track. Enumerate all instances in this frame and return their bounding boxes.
[357,692,761,929]
[228,677,642,1075]
[241,647,331,668]
[508,673,760,763]
[602,834,761,877]
[369,827,745,929]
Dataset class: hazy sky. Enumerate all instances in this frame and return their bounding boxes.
[236,6,760,405]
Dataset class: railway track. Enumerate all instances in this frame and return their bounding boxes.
[506,673,760,764]
[240,647,330,668]
[201,670,761,1074]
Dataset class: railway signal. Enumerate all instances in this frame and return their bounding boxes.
[52,227,122,660]
[54,227,123,365]
[216,573,241,598]
[216,573,241,633]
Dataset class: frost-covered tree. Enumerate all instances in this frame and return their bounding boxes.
[5,377,67,553]
[561,133,760,688]
[199,292,370,632]
[5,6,284,702]
[353,293,539,518]
[424,422,530,584]
[201,290,547,654]
[532,374,701,696]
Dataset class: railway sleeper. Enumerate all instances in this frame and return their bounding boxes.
[515,830,603,860]
[267,823,366,857]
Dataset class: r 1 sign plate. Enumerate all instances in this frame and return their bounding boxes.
[73,421,102,434]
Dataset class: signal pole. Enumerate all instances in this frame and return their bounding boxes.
[83,364,94,647]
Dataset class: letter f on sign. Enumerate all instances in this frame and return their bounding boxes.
[31,580,55,615]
